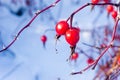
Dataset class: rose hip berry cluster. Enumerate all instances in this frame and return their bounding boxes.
[55,20,80,47]
[106,5,118,20]
[55,20,80,60]
[91,0,118,20]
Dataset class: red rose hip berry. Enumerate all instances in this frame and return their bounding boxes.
[41,35,47,47]
[41,35,47,43]
[91,0,99,4]
[87,58,94,64]
[71,52,79,60]
[107,5,114,13]
[117,57,120,65]
[111,10,117,19]
[55,21,69,35]
[65,28,80,46]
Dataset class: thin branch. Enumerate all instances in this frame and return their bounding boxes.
[66,2,118,27]
[82,42,120,49]
[0,0,61,52]
[71,18,120,75]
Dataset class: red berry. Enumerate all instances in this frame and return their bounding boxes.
[65,28,80,46]
[107,5,114,13]
[71,52,79,60]
[111,10,117,19]
[87,58,94,64]
[55,21,69,35]
[117,57,120,65]
[41,35,47,43]
[91,0,99,4]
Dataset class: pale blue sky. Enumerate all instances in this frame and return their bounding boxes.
[0,0,116,80]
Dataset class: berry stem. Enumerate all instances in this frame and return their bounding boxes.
[0,0,61,53]
[71,17,120,75]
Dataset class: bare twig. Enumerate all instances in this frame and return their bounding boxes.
[0,0,61,52]
[71,18,120,75]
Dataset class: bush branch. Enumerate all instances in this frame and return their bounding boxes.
[0,0,60,52]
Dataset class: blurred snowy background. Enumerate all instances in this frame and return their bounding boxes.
[0,0,116,80]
